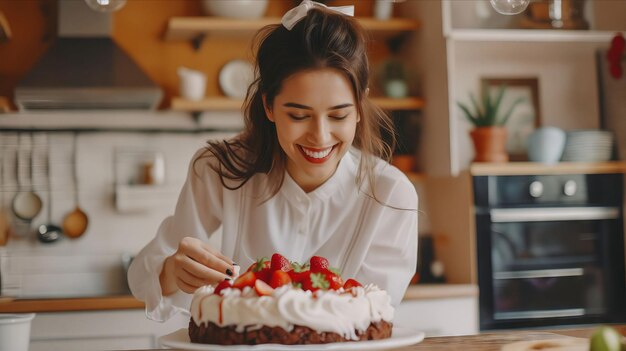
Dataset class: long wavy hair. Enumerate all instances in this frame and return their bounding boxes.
[196,7,396,200]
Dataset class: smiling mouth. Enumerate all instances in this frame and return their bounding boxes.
[298,145,336,164]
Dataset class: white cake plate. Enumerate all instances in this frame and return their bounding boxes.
[159,325,425,350]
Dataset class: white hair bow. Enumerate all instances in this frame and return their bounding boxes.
[281,0,355,31]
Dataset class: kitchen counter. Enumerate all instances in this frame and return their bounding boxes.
[115,325,626,351]
[402,325,626,350]
[0,295,144,313]
[0,284,474,313]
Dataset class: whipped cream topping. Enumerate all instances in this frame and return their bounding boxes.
[190,284,394,340]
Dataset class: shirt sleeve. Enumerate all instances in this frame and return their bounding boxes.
[354,172,418,307]
[127,148,224,322]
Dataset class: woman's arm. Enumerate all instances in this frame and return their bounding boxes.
[127,149,227,321]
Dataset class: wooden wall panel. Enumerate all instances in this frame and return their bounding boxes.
[0,0,56,109]
[0,0,388,110]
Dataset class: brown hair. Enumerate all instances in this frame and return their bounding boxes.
[196,7,396,200]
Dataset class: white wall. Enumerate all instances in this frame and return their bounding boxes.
[0,113,234,298]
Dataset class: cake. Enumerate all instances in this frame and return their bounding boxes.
[188,253,394,345]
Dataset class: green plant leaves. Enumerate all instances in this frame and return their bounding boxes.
[457,85,524,127]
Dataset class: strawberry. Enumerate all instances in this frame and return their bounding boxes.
[254,279,274,296]
[343,278,362,290]
[269,270,292,289]
[320,268,343,290]
[288,270,308,286]
[270,253,292,272]
[302,272,330,292]
[214,280,232,295]
[246,257,270,272]
[255,267,272,284]
[309,256,329,272]
[288,262,309,287]
[232,271,256,289]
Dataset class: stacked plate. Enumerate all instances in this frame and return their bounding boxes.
[561,130,614,162]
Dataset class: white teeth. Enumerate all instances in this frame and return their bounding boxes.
[301,146,333,159]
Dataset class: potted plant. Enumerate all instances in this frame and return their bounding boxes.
[457,85,524,163]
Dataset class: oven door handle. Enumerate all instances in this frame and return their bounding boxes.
[494,268,584,280]
[494,309,586,320]
[490,207,621,222]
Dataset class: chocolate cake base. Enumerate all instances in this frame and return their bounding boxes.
[188,319,393,345]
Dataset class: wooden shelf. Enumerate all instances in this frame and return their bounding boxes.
[0,295,144,313]
[447,29,623,43]
[165,16,420,41]
[470,161,626,176]
[171,96,424,112]
[403,284,478,301]
[405,171,426,183]
[374,97,424,110]
[172,97,243,111]
[0,111,245,133]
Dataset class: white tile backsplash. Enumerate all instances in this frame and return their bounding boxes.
[0,116,237,297]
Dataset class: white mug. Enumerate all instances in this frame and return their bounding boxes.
[178,67,207,101]
[374,0,394,20]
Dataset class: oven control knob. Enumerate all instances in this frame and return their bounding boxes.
[529,181,543,198]
[563,180,577,196]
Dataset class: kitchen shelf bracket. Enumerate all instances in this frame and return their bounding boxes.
[191,33,206,51]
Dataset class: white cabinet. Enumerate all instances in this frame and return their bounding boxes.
[402,0,626,176]
[29,310,189,351]
[396,296,479,337]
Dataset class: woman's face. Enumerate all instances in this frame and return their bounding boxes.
[265,68,359,192]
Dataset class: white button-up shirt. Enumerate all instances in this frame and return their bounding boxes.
[128,147,418,322]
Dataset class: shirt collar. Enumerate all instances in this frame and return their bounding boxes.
[281,148,358,206]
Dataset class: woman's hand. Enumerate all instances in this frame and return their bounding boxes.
[159,237,235,295]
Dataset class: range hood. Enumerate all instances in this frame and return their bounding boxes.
[15,1,162,110]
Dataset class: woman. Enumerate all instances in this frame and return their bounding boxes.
[128,1,417,322]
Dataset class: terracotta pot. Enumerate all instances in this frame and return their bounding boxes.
[470,127,509,163]
[391,155,416,172]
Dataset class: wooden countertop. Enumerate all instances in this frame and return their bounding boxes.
[403,284,478,300]
[399,325,626,350]
[0,295,144,313]
[0,284,475,313]
[130,325,626,351]
[471,161,626,176]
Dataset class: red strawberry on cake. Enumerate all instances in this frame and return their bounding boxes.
[188,253,394,345]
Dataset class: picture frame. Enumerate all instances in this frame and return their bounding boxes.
[481,77,541,161]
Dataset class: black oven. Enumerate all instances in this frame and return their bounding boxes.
[474,173,626,330]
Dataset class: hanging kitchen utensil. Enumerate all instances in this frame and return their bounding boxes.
[0,149,12,246]
[11,133,43,222]
[37,136,61,243]
[62,133,88,238]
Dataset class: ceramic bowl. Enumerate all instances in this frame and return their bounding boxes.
[201,0,269,19]
[526,127,566,164]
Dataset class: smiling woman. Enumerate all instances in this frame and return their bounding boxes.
[264,68,359,192]
[128,1,418,336]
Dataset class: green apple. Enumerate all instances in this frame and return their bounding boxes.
[590,326,624,351]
